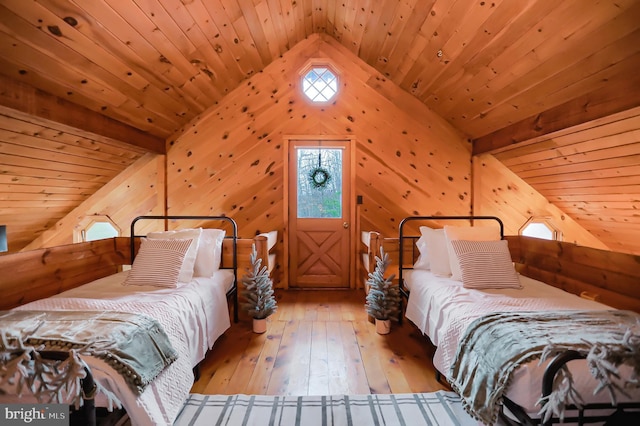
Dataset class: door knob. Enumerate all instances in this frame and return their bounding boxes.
[343,222,349,229]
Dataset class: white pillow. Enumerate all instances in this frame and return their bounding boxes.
[413,226,431,270]
[194,229,226,277]
[444,225,500,281]
[147,228,202,283]
[422,227,451,277]
[450,240,521,289]
[124,238,192,288]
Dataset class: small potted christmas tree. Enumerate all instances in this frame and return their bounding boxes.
[241,244,277,333]
[365,247,400,334]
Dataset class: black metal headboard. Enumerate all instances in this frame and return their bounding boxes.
[398,215,504,303]
[129,215,239,322]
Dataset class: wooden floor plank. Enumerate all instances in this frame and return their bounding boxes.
[195,325,252,394]
[244,321,284,395]
[324,321,349,395]
[308,321,329,395]
[265,319,298,395]
[285,320,313,395]
[338,321,370,394]
[193,289,446,396]
[351,319,392,394]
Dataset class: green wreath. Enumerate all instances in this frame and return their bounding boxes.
[309,167,331,189]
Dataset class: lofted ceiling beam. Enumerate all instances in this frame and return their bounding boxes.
[0,74,165,154]
[472,72,640,155]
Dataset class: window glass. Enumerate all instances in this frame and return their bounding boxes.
[297,147,342,218]
[85,221,119,241]
[519,218,561,241]
[302,67,338,102]
[521,222,554,240]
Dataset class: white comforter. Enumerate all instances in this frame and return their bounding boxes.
[404,270,640,415]
[5,269,233,426]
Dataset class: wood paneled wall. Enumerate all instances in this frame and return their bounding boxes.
[166,34,472,285]
[489,108,640,255]
[21,153,165,250]
[473,153,607,251]
[0,235,268,310]
[507,235,640,313]
[0,106,150,252]
[0,237,129,310]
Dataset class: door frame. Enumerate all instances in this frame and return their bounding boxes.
[282,135,357,289]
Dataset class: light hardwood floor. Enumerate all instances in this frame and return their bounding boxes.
[191,289,448,396]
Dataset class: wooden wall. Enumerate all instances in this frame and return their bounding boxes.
[0,105,151,252]
[488,108,640,256]
[473,153,608,250]
[21,153,165,250]
[507,235,640,313]
[0,235,269,310]
[166,34,473,285]
[0,238,129,310]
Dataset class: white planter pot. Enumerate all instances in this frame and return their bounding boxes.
[253,318,267,334]
[375,318,391,335]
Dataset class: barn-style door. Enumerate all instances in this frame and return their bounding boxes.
[287,139,351,288]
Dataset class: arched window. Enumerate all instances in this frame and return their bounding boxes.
[519,217,562,241]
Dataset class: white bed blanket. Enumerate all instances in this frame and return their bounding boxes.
[404,270,640,415]
[4,269,233,426]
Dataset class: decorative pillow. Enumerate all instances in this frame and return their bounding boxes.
[422,227,451,277]
[124,238,193,288]
[147,228,202,283]
[444,225,500,281]
[193,229,226,277]
[450,240,521,289]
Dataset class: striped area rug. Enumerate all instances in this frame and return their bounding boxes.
[174,391,478,426]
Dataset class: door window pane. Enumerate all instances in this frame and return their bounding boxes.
[297,147,342,218]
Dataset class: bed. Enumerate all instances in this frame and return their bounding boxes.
[397,216,640,425]
[0,215,259,426]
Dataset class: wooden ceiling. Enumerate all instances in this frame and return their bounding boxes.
[0,0,639,253]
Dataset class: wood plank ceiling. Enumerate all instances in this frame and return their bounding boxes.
[0,0,639,253]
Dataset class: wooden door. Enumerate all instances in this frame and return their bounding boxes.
[288,140,351,288]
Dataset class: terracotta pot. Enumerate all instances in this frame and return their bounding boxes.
[253,318,267,334]
[375,318,391,335]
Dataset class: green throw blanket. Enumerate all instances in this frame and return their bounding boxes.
[0,310,178,403]
[448,310,640,425]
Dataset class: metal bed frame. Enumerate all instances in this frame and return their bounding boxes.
[130,215,239,323]
[33,215,239,425]
[396,215,640,426]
